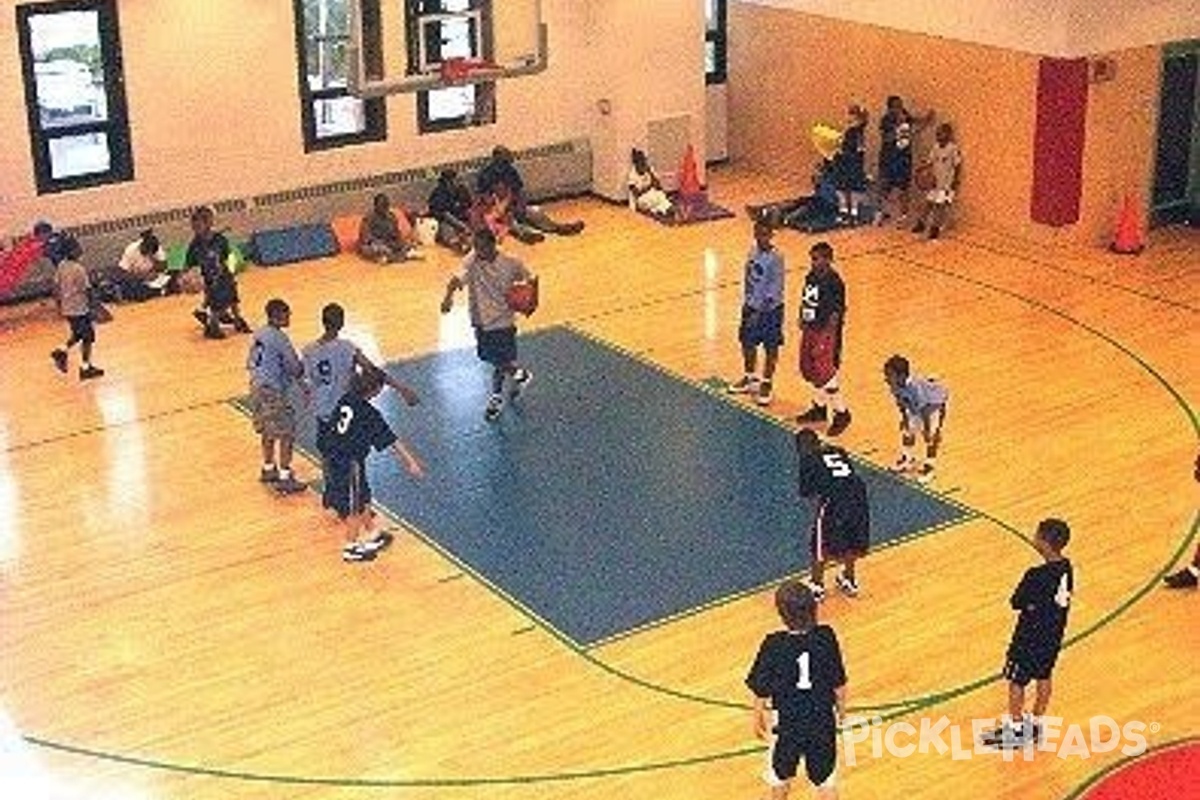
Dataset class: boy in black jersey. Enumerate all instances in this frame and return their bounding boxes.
[747,579,847,800]
[794,429,870,601]
[982,518,1073,748]
[324,366,424,563]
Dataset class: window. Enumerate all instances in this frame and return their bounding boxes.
[294,0,386,151]
[705,0,727,85]
[16,0,133,194]
[408,0,496,133]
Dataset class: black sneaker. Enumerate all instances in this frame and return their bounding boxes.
[980,723,1034,750]
[274,476,308,495]
[484,394,504,422]
[232,318,252,334]
[362,531,396,554]
[827,410,852,437]
[1164,568,1199,589]
[928,226,941,240]
[79,365,105,381]
[192,309,209,327]
[259,466,279,484]
[342,543,378,563]
[204,325,225,340]
[51,349,68,374]
[912,221,927,234]
[795,405,828,425]
[559,221,585,236]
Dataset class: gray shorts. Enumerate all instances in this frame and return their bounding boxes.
[250,385,296,439]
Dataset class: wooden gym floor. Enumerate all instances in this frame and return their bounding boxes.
[0,168,1196,799]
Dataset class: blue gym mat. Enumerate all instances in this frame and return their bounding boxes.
[235,326,969,646]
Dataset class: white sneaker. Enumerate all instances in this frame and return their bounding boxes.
[803,580,827,603]
[726,375,757,395]
[509,368,533,399]
[835,572,860,597]
[915,464,936,484]
[890,455,917,474]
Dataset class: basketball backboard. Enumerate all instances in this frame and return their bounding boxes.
[347,0,546,97]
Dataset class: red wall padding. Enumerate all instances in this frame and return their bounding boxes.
[1031,57,1089,226]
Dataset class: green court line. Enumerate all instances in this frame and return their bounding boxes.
[1060,735,1200,800]
[20,250,1199,788]
[22,735,767,788]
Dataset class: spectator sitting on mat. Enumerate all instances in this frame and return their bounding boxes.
[627,148,675,219]
[96,229,174,302]
[427,170,474,255]
[477,146,585,239]
[358,193,423,263]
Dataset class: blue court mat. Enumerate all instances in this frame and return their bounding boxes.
[249,326,969,646]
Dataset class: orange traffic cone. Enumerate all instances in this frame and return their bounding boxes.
[678,144,703,199]
[1109,195,1145,254]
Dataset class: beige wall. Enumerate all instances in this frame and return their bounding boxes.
[728,2,1162,244]
[0,0,705,231]
[742,0,1200,57]
[584,0,707,200]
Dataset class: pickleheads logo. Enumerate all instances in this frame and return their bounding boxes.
[839,715,1155,764]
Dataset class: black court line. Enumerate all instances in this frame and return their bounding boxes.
[1,396,234,455]
[957,233,1200,314]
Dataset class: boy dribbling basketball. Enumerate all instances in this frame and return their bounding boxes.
[440,228,536,422]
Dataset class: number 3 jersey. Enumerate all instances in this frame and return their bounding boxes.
[1009,560,1073,654]
[746,626,847,735]
[326,392,398,469]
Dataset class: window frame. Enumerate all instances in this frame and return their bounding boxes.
[293,0,387,152]
[16,0,134,194]
[705,0,727,86]
[407,0,496,135]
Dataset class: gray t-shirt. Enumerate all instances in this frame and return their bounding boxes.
[459,251,532,331]
[247,326,302,392]
[302,337,359,421]
[55,259,90,318]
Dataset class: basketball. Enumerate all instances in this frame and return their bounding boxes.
[506,280,539,316]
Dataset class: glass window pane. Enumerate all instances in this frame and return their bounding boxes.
[308,36,350,89]
[705,41,716,75]
[706,0,719,32]
[440,18,474,59]
[48,131,111,180]
[304,0,350,37]
[29,11,108,129]
[427,86,475,121]
[313,95,366,138]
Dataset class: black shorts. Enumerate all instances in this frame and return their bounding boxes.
[739,304,785,348]
[315,416,334,467]
[204,278,239,312]
[1004,641,1063,686]
[323,458,371,519]
[769,727,836,788]
[67,314,95,344]
[811,487,870,560]
[475,326,517,367]
[879,153,913,192]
